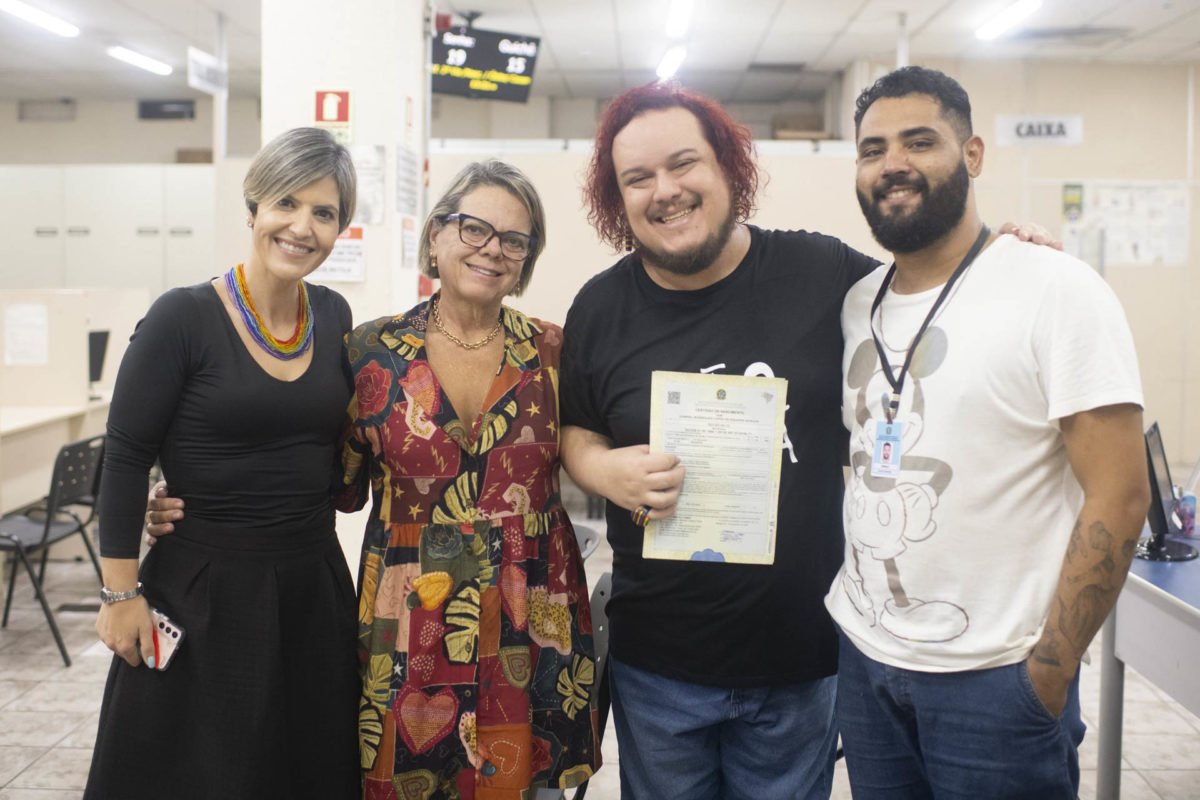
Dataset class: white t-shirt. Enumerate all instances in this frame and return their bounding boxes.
[826,234,1143,672]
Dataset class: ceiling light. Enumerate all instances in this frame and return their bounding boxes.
[106,46,173,76]
[665,0,693,39]
[657,45,687,80]
[976,0,1043,41]
[0,0,79,37]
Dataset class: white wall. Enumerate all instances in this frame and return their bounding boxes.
[551,97,601,139]
[5,57,1199,466]
[0,96,261,164]
[433,95,553,139]
[430,94,827,140]
[427,59,1200,466]
[261,0,428,324]
[904,59,1200,465]
[430,145,610,328]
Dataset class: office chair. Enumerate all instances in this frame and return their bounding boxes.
[574,524,601,561]
[0,434,105,666]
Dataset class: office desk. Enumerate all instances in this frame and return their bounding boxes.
[1097,537,1200,799]
[0,399,109,514]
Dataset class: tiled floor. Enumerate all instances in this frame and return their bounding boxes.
[4,530,1200,799]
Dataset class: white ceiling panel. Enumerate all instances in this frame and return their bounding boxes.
[688,30,769,70]
[1172,42,1200,61]
[0,20,82,67]
[676,69,743,99]
[619,32,686,72]
[733,70,816,103]
[689,0,794,35]
[622,69,662,90]
[755,31,855,64]
[532,1,615,71]
[611,0,679,32]
[554,70,625,98]
[528,69,568,97]
[545,32,622,70]
[1102,36,1200,61]
[926,0,1088,32]
[771,0,867,32]
[1,0,1198,106]
[808,32,897,67]
[1090,0,1200,28]
[844,0,947,35]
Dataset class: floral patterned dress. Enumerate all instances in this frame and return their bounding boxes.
[337,300,600,800]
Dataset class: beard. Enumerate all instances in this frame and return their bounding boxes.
[858,159,970,254]
[633,204,737,276]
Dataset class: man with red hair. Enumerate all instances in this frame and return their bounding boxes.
[560,82,878,799]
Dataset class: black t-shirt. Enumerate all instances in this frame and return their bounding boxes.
[561,226,877,687]
[98,282,353,558]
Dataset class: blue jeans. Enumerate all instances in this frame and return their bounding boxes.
[608,655,838,800]
[836,631,1086,799]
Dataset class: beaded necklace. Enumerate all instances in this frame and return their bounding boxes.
[223,264,313,360]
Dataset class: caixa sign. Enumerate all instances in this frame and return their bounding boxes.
[995,115,1083,146]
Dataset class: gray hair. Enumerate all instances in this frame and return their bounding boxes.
[420,160,547,296]
[244,127,357,232]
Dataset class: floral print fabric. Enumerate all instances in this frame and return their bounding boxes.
[338,300,600,800]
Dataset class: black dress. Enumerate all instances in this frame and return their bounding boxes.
[85,281,359,800]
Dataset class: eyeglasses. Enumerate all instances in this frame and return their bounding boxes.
[441,213,535,259]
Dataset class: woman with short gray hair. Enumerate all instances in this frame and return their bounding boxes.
[135,157,602,798]
[339,160,600,797]
[417,158,547,296]
[86,127,360,799]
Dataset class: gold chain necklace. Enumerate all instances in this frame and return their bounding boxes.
[431,296,503,350]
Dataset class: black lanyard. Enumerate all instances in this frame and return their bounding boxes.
[869,225,990,422]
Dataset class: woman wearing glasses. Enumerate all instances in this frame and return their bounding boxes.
[338,161,599,798]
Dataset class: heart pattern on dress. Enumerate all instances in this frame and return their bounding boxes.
[487,737,523,778]
[395,685,458,755]
[392,768,437,800]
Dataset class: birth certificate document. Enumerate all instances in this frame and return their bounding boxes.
[643,370,787,565]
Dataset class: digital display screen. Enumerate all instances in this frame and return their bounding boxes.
[431,27,540,104]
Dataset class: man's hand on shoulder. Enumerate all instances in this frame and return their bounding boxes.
[997,221,1063,250]
[144,480,184,545]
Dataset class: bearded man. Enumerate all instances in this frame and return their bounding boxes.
[828,65,1148,800]
[558,78,1062,800]
[559,82,878,800]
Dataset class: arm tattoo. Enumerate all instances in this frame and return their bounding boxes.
[1121,537,1136,560]
[1030,627,1063,667]
[1041,519,1132,665]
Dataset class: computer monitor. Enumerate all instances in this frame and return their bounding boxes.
[88,330,109,398]
[1136,421,1197,561]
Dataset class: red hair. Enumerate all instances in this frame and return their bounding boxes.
[584,82,760,250]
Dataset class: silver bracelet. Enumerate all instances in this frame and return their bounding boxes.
[100,582,143,605]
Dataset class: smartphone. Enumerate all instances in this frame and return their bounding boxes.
[149,607,185,670]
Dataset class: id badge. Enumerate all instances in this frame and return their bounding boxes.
[871,420,902,478]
